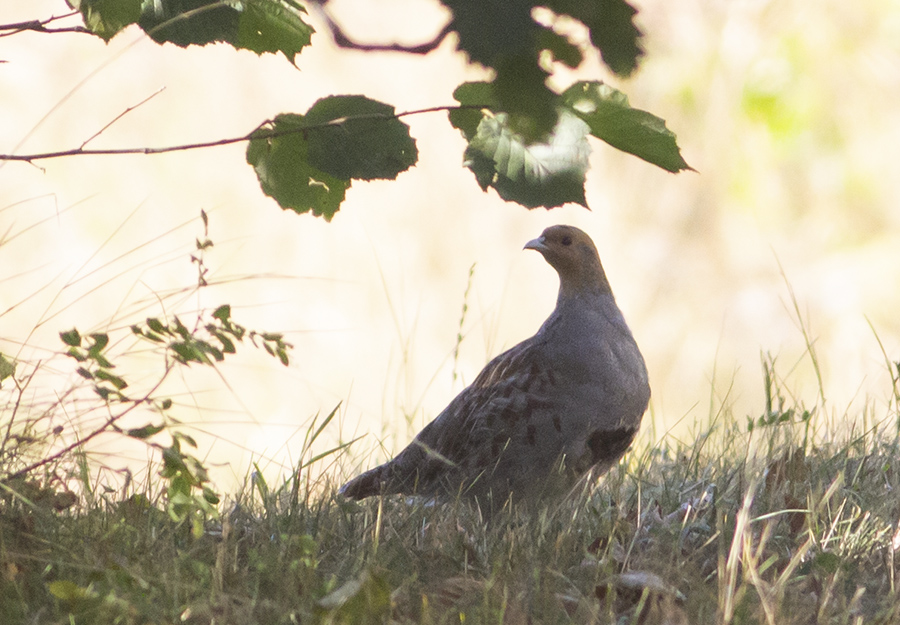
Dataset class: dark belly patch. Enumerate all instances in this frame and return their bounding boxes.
[586,427,637,465]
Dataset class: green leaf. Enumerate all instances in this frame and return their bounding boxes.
[238,0,314,64]
[212,304,231,323]
[443,1,559,142]
[75,0,142,42]
[247,114,350,220]
[88,333,109,355]
[202,486,220,505]
[536,27,583,69]
[147,317,167,334]
[127,424,165,439]
[176,432,199,448]
[170,341,210,365]
[449,82,497,141]
[95,369,128,390]
[304,96,418,181]
[443,0,535,68]
[811,551,842,575]
[0,353,15,385]
[138,0,313,62]
[463,110,590,209]
[47,579,87,602]
[66,347,87,362]
[60,329,82,347]
[212,330,236,354]
[561,81,693,173]
[548,0,643,76]
[493,56,558,143]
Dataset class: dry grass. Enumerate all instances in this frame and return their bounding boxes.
[3,362,900,624]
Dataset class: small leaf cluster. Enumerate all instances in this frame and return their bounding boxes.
[60,329,128,401]
[131,304,291,367]
[161,430,220,538]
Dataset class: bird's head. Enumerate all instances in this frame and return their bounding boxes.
[525,225,612,298]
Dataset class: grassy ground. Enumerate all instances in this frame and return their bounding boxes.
[3,383,900,625]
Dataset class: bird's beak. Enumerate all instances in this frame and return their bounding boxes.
[524,235,547,253]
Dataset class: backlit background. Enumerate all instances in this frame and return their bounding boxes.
[2,0,899,490]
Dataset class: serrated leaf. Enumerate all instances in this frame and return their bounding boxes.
[536,27,583,69]
[493,55,558,143]
[443,0,535,67]
[138,0,313,61]
[60,329,82,347]
[548,0,643,76]
[247,114,350,220]
[304,96,418,181]
[561,81,692,173]
[450,82,497,141]
[77,0,142,42]
[443,0,560,142]
[463,110,590,209]
[237,0,314,63]
[127,424,165,439]
[76,367,93,380]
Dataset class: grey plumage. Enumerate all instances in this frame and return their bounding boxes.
[340,225,650,507]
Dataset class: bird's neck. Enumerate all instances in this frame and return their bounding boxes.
[556,269,613,304]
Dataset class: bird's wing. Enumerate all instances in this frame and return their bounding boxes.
[340,336,554,499]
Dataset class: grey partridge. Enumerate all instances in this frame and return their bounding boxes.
[340,225,650,507]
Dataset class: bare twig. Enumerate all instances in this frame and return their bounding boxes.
[312,1,453,55]
[80,88,167,149]
[0,104,489,164]
[0,12,85,37]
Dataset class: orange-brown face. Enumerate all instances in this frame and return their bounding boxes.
[524,225,609,295]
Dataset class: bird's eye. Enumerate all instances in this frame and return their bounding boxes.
[561,235,572,246]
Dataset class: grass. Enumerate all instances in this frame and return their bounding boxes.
[3,208,900,624]
[3,365,900,624]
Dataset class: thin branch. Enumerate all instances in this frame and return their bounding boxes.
[314,1,452,55]
[5,367,172,481]
[0,104,489,164]
[0,12,86,37]
[80,88,167,149]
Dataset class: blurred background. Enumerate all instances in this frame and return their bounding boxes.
[2,0,899,490]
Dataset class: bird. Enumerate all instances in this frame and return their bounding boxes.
[339,225,650,509]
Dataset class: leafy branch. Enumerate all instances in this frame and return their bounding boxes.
[2,0,693,215]
[0,104,478,164]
